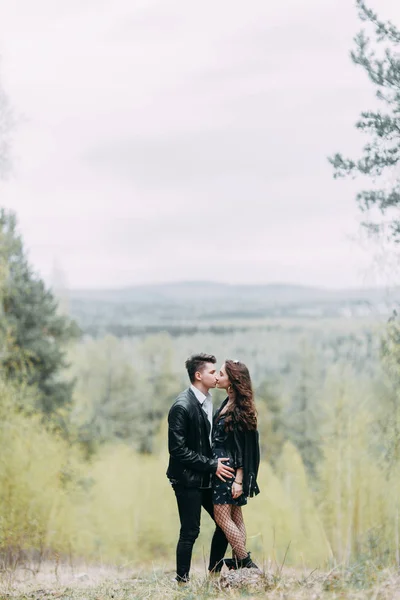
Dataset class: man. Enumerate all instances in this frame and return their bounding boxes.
[167,353,235,582]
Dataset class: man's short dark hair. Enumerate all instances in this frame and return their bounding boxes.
[185,353,216,383]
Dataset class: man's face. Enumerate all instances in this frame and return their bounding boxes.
[196,362,217,389]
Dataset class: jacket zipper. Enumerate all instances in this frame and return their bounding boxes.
[249,474,253,495]
[199,421,204,487]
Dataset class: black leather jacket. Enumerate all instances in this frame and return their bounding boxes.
[213,412,244,469]
[213,398,260,498]
[166,388,218,488]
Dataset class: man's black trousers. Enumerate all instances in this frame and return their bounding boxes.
[172,483,228,581]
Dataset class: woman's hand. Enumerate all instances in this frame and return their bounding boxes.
[232,481,243,499]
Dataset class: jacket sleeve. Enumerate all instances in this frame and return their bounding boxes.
[168,404,218,473]
[243,430,261,497]
[233,426,245,468]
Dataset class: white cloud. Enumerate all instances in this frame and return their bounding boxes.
[0,0,397,288]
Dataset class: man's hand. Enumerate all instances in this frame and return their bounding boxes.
[216,458,235,481]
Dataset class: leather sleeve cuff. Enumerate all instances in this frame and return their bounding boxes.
[210,458,218,473]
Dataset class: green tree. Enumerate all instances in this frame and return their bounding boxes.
[68,333,181,455]
[316,364,395,564]
[329,1,400,243]
[255,379,286,465]
[285,344,322,477]
[0,63,13,363]
[0,209,79,417]
[68,335,146,455]
[376,320,400,470]
[136,333,181,452]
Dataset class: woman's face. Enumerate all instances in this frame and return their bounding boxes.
[216,364,230,390]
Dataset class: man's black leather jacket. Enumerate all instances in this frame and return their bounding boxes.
[166,388,218,488]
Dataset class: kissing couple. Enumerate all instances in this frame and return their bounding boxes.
[166,353,260,583]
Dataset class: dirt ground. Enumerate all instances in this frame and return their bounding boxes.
[2,561,400,599]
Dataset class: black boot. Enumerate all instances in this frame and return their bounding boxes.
[236,552,259,569]
[223,558,237,570]
[209,557,238,573]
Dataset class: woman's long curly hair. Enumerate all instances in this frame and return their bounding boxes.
[223,359,257,432]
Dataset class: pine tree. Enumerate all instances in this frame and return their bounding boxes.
[0,209,79,417]
[329,1,400,243]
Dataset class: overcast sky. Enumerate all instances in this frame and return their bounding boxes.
[0,0,398,290]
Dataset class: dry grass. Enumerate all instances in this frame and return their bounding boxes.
[2,561,400,600]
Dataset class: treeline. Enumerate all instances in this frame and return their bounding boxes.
[70,296,390,338]
[3,207,400,568]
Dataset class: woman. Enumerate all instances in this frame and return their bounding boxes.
[212,359,260,570]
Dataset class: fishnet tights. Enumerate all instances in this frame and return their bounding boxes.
[231,506,246,558]
[214,504,247,560]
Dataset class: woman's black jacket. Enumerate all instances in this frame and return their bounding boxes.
[213,397,260,498]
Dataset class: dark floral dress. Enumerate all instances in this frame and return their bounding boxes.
[212,413,247,506]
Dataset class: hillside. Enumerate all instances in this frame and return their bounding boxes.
[66,282,399,336]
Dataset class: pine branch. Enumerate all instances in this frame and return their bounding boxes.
[356,111,400,137]
[389,219,400,243]
[357,143,400,175]
[356,187,400,212]
[357,0,400,44]
[351,32,400,91]
[329,153,357,178]
[329,143,400,178]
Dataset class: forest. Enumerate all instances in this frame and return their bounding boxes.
[2,1,400,597]
[1,205,400,573]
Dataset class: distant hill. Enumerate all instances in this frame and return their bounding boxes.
[69,281,400,305]
[65,282,400,337]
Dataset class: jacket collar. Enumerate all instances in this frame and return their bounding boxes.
[190,384,212,405]
[188,388,211,437]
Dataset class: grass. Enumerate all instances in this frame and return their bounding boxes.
[2,561,400,600]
